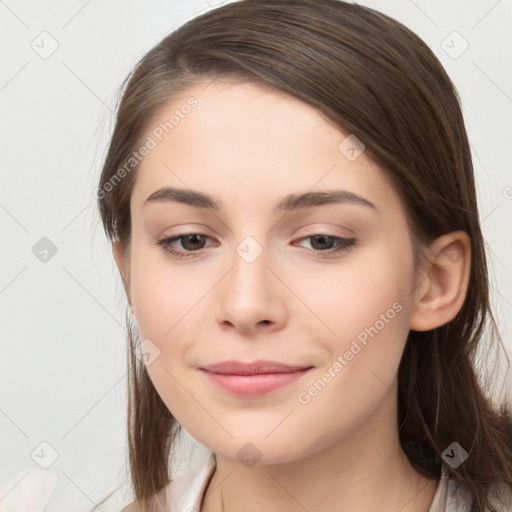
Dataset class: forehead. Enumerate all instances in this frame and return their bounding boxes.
[130,80,403,219]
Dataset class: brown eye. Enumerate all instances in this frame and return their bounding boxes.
[309,235,337,251]
[179,234,207,251]
[156,233,216,258]
[294,234,356,258]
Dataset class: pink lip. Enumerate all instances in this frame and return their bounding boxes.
[200,360,313,395]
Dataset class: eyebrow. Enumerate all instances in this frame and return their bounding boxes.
[143,187,378,213]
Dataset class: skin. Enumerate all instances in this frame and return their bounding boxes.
[113,78,471,512]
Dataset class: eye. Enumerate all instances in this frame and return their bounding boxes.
[156,233,216,258]
[294,234,356,257]
[156,233,356,259]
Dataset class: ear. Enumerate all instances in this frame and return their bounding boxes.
[112,241,132,306]
[409,231,471,331]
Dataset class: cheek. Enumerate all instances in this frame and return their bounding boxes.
[302,281,408,396]
[129,243,209,342]
[299,243,412,344]
[293,238,414,392]
[290,263,410,446]
[128,253,209,423]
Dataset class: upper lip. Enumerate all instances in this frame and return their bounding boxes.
[201,360,312,375]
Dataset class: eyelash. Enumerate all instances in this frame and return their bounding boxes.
[156,233,356,259]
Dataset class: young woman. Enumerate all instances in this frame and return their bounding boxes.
[92,0,512,510]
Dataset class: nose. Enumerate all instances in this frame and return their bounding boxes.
[214,240,288,335]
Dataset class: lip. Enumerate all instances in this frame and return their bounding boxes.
[200,360,313,395]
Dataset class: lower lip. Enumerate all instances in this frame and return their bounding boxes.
[201,368,312,395]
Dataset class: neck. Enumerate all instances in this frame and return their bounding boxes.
[201,392,438,512]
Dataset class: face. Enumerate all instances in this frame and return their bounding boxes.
[120,79,419,464]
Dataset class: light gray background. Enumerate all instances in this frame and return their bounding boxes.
[1,0,511,509]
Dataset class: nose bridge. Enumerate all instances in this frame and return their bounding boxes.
[235,234,266,268]
[214,232,286,332]
[229,233,271,298]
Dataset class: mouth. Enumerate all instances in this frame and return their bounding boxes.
[199,360,314,395]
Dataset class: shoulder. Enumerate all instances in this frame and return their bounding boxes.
[482,480,512,512]
[0,468,59,511]
[122,454,216,512]
[162,453,216,512]
[0,453,215,512]
[435,466,512,512]
[1,449,132,512]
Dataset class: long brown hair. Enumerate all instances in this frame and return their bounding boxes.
[95,1,512,510]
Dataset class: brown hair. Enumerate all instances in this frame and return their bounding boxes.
[96,1,512,510]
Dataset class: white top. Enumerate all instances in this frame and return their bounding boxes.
[164,454,462,512]
[163,456,512,512]
[2,453,512,511]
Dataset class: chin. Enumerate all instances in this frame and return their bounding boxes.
[200,434,318,467]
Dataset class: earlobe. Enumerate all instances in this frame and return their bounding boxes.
[409,231,471,332]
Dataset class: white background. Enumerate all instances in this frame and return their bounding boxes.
[1,0,511,509]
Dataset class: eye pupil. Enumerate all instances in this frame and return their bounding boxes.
[311,235,335,250]
[182,234,205,251]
